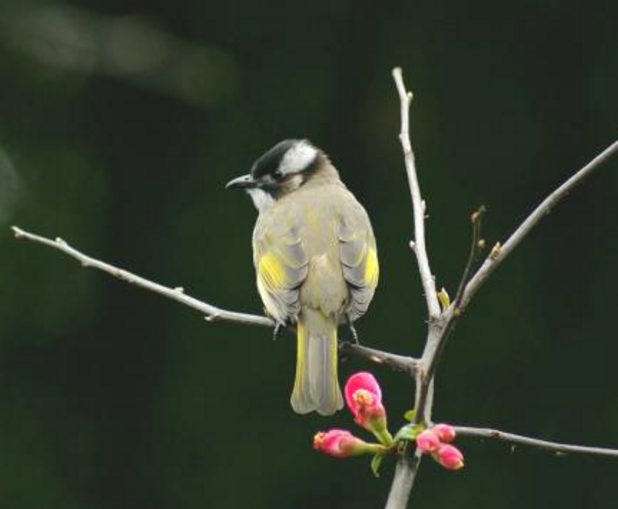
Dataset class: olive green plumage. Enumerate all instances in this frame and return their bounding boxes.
[227,140,379,415]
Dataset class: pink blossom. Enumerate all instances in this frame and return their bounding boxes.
[434,444,464,470]
[313,429,371,458]
[432,423,456,443]
[344,372,392,445]
[344,372,383,423]
[416,429,441,453]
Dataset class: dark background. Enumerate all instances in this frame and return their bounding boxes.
[0,0,617,507]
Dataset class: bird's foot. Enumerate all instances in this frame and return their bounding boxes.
[347,318,360,345]
[339,319,360,363]
[273,322,282,341]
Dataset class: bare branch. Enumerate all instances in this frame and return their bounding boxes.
[340,343,419,374]
[460,138,618,309]
[384,69,618,509]
[455,426,618,458]
[453,206,486,309]
[415,138,618,423]
[412,208,486,419]
[392,67,441,320]
[10,226,407,371]
[11,226,273,326]
[384,451,423,509]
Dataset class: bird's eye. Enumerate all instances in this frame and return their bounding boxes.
[272,169,284,181]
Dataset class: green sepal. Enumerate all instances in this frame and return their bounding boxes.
[370,453,385,477]
[374,429,394,448]
[394,423,426,444]
[403,409,416,422]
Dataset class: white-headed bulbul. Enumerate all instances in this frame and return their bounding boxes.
[226,140,379,415]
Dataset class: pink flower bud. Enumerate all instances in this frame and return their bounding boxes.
[432,423,456,443]
[434,444,464,470]
[416,429,441,453]
[313,429,377,458]
[344,372,391,445]
[345,372,383,420]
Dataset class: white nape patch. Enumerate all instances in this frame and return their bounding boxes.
[279,140,318,176]
[247,188,275,213]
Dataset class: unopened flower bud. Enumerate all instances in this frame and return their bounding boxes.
[434,444,464,470]
[344,372,393,446]
[313,429,384,458]
[416,429,441,453]
[432,423,456,443]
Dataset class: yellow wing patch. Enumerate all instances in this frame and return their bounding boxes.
[364,247,379,289]
[258,251,287,289]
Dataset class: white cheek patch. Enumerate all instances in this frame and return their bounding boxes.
[279,141,317,175]
[247,188,275,213]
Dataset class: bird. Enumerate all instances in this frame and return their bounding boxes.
[226,140,379,415]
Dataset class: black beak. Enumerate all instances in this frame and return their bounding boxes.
[225,173,257,190]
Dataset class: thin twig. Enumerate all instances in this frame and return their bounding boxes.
[460,138,618,310]
[11,227,274,327]
[340,343,419,374]
[455,426,618,458]
[392,67,441,320]
[416,137,618,421]
[10,226,406,370]
[453,206,486,309]
[413,208,486,418]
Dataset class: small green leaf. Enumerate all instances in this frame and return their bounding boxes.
[370,453,385,477]
[403,409,416,422]
[410,423,426,437]
[394,423,427,444]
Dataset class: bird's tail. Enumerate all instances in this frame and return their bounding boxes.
[291,308,344,415]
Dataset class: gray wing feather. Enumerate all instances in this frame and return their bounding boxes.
[339,214,378,321]
[253,218,308,323]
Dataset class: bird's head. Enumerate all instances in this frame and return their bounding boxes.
[226,139,338,212]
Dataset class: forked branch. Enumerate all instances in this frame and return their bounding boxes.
[385,67,618,509]
[459,137,618,310]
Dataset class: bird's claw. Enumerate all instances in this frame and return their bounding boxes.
[273,323,282,341]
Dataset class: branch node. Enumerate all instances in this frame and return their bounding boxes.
[490,242,502,260]
[11,226,24,238]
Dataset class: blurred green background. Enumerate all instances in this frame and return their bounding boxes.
[0,0,617,507]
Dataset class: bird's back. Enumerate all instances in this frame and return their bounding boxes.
[253,180,377,323]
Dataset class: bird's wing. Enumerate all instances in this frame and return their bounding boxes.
[339,207,379,321]
[253,215,308,324]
